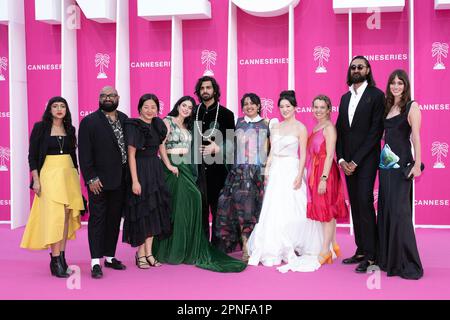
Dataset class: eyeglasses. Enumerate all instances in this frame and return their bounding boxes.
[350,64,367,71]
[99,93,118,100]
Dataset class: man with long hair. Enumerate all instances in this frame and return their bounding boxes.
[193,76,235,246]
[336,56,385,273]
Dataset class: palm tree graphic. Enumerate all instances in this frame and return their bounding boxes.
[261,98,274,118]
[201,50,217,76]
[314,46,330,73]
[432,141,448,168]
[432,42,448,70]
[0,57,7,81]
[95,53,110,79]
[0,146,10,171]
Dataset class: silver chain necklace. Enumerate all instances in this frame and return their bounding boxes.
[196,102,220,140]
[56,136,65,154]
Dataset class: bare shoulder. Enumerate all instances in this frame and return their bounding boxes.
[410,101,420,112]
[323,121,337,135]
[295,121,308,136]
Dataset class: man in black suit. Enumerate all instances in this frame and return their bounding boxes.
[193,76,235,247]
[78,86,128,279]
[336,56,385,273]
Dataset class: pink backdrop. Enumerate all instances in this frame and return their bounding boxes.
[237,9,288,120]
[25,1,63,215]
[0,25,10,221]
[183,0,229,107]
[0,0,449,226]
[129,0,171,118]
[415,1,450,225]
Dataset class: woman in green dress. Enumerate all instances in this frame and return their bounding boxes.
[153,96,246,273]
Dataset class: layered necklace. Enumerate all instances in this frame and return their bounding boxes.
[195,102,220,139]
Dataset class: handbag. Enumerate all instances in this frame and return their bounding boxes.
[402,161,425,180]
[80,195,89,216]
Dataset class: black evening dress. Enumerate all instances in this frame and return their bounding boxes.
[122,118,172,247]
[377,101,423,280]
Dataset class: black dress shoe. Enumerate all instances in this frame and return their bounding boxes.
[104,258,127,270]
[342,254,365,264]
[91,264,103,279]
[355,260,376,273]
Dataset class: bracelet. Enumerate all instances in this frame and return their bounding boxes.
[87,177,99,185]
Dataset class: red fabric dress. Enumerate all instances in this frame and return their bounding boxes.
[306,129,348,222]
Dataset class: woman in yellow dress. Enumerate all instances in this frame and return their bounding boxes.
[21,96,84,278]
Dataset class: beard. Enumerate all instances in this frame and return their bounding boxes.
[99,101,119,112]
[350,73,367,84]
[201,93,214,103]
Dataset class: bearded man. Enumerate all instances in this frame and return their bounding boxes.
[336,56,385,273]
[79,86,128,279]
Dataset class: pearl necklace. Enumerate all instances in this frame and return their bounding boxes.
[196,102,220,140]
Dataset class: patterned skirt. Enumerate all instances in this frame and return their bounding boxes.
[214,164,265,253]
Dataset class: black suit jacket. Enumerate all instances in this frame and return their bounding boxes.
[28,121,78,175]
[336,85,385,174]
[78,109,128,190]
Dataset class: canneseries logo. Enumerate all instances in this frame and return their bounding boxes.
[0,57,7,81]
[313,46,330,74]
[201,50,217,76]
[432,141,448,169]
[0,146,10,171]
[432,42,448,70]
[95,53,110,79]
[260,98,274,118]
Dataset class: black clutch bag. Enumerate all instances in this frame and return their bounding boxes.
[80,195,89,216]
[402,161,424,180]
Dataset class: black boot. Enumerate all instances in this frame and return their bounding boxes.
[49,253,70,278]
[60,251,70,274]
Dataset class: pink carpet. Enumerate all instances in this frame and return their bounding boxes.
[1,225,449,300]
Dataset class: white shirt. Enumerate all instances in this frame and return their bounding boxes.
[338,81,368,167]
[244,115,263,123]
[348,80,368,127]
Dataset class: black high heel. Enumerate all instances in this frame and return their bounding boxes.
[146,255,162,267]
[49,253,70,278]
[135,252,150,269]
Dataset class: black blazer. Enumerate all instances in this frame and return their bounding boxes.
[78,109,128,190]
[28,121,78,175]
[336,85,385,173]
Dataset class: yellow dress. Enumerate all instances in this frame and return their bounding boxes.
[21,155,83,250]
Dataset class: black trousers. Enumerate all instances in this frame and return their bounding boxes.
[345,171,378,261]
[198,163,227,247]
[88,183,125,259]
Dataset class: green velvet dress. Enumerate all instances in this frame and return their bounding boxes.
[152,116,246,273]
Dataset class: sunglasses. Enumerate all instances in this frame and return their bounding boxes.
[350,64,367,71]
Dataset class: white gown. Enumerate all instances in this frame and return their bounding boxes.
[247,134,324,272]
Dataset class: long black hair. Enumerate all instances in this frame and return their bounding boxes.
[42,96,76,145]
[194,76,221,103]
[346,55,376,87]
[167,96,196,130]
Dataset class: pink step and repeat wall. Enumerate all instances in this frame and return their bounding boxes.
[0,0,449,226]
